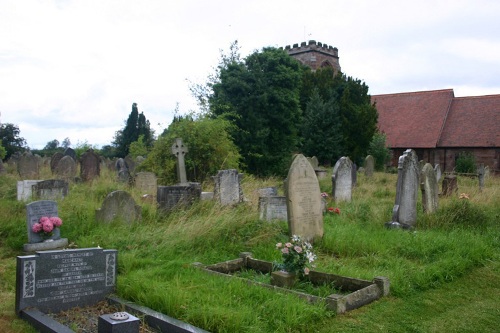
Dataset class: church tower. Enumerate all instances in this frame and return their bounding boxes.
[283,40,341,75]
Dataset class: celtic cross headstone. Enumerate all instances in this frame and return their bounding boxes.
[171,138,189,185]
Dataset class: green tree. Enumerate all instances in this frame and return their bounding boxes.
[455,151,476,173]
[367,132,391,171]
[0,143,6,160]
[0,123,26,160]
[113,103,154,157]
[209,45,303,176]
[128,135,149,158]
[61,137,71,149]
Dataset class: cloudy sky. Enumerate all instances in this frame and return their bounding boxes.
[1,0,499,149]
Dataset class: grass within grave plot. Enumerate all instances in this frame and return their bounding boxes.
[199,253,390,314]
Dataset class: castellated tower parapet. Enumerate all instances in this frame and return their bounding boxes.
[281,40,341,74]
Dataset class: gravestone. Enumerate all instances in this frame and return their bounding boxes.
[18,152,39,179]
[118,169,131,183]
[213,169,243,206]
[332,157,353,202]
[364,155,375,177]
[16,247,117,314]
[63,147,76,161]
[477,163,485,191]
[17,180,42,201]
[420,163,438,214]
[171,138,189,185]
[441,175,458,196]
[257,187,278,197]
[259,196,288,221]
[80,149,100,182]
[134,172,157,196]
[157,184,201,213]
[308,156,319,170]
[386,149,419,229]
[32,179,69,200]
[285,154,323,242]
[484,166,490,178]
[95,191,142,224]
[124,155,136,174]
[434,164,442,182]
[54,155,77,180]
[50,152,64,173]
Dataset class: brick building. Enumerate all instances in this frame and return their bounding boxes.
[283,40,341,75]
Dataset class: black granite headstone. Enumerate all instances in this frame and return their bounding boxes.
[157,184,201,213]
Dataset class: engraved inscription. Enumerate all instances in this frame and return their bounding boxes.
[23,260,36,298]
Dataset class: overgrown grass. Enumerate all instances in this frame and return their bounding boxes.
[0,166,499,332]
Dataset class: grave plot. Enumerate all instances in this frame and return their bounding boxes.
[197,252,390,314]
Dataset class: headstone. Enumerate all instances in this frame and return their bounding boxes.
[308,156,319,170]
[124,155,136,174]
[477,163,485,191]
[115,158,128,171]
[17,180,42,201]
[25,200,60,244]
[386,149,419,229]
[32,179,69,200]
[259,196,288,221]
[118,169,131,183]
[157,184,201,213]
[18,152,39,179]
[15,247,117,313]
[200,192,214,200]
[80,149,100,182]
[364,155,375,177]
[434,164,442,182]
[285,154,323,242]
[171,138,189,185]
[213,169,243,206]
[420,163,438,214]
[63,147,76,161]
[257,187,278,197]
[54,155,77,180]
[95,191,142,224]
[441,175,458,196]
[134,172,157,196]
[332,157,353,202]
[50,152,64,173]
[315,169,327,179]
[484,166,490,178]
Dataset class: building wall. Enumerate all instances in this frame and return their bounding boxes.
[284,40,341,75]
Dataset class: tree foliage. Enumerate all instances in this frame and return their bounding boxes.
[113,103,154,157]
[367,132,391,171]
[0,123,26,160]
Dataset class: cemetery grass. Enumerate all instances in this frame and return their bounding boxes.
[0,167,499,332]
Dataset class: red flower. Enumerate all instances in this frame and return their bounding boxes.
[328,207,341,214]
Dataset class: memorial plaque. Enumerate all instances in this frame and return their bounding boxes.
[26,201,60,243]
[16,248,117,313]
[259,196,288,221]
[157,184,201,213]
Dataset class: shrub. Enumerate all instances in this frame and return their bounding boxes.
[455,152,476,173]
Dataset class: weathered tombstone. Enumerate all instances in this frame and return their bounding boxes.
[63,147,76,161]
[285,154,323,242]
[201,192,214,200]
[124,155,136,174]
[134,172,157,196]
[420,163,438,214]
[308,156,319,170]
[259,196,288,221]
[32,179,69,200]
[15,247,117,314]
[315,169,327,179]
[157,184,201,213]
[171,138,189,185]
[434,164,442,182]
[17,180,42,201]
[386,149,419,229]
[50,152,64,173]
[80,149,100,182]
[257,187,278,197]
[213,169,244,206]
[24,200,68,252]
[441,175,458,196]
[477,163,485,191]
[484,166,490,178]
[332,157,353,202]
[95,191,142,224]
[18,152,39,179]
[364,155,375,177]
[54,155,77,180]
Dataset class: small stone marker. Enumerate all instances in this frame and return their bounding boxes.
[32,179,69,200]
[17,180,42,201]
[134,172,157,196]
[420,163,438,214]
[259,196,288,221]
[99,311,140,333]
[171,138,189,185]
[213,169,243,206]
[441,175,458,196]
[157,184,201,213]
[257,187,278,197]
[15,247,117,313]
[18,152,39,179]
[95,191,142,224]
[50,152,64,173]
[364,155,375,177]
[285,154,323,242]
[55,155,77,180]
[386,149,419,229]
[80,149,101,182]
[332,157,353,202]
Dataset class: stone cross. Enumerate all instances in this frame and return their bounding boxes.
[171,138,189,185]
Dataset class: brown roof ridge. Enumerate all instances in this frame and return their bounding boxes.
[436,94,455,146]
[372,88,454,97]
[453,94,500,99]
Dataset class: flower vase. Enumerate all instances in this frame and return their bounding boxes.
[271,271,297,288]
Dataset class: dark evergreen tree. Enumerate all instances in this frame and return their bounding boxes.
[113,103,154,157]
[0,123,26,160]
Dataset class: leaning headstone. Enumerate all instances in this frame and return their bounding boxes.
[54,155,77,180]
[364,155,375,177]
[17,180,42,201]
[157,184,201,213]
[477,163,485,191]
[32,179,69,200]
[18,152,39,179]
[134,172,157,196]
[441,175,458,196]
[420,163,438,214]
[95,191,142,224]
[50,152,64,173]
[15,247,117,314]
[63,147,76,161]
[259,196,288,221]
[257,187,278,197]
[213,169,244,206]
[434,164,442,182]
[171,138,189,185]
[386,149,419,229]
[285,154,323,242]
[24,200,68,252]
[80,149,100,182]
[332,157,353,202]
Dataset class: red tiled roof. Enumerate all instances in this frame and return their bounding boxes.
[371,89,454,148]
[438,95,500,147]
